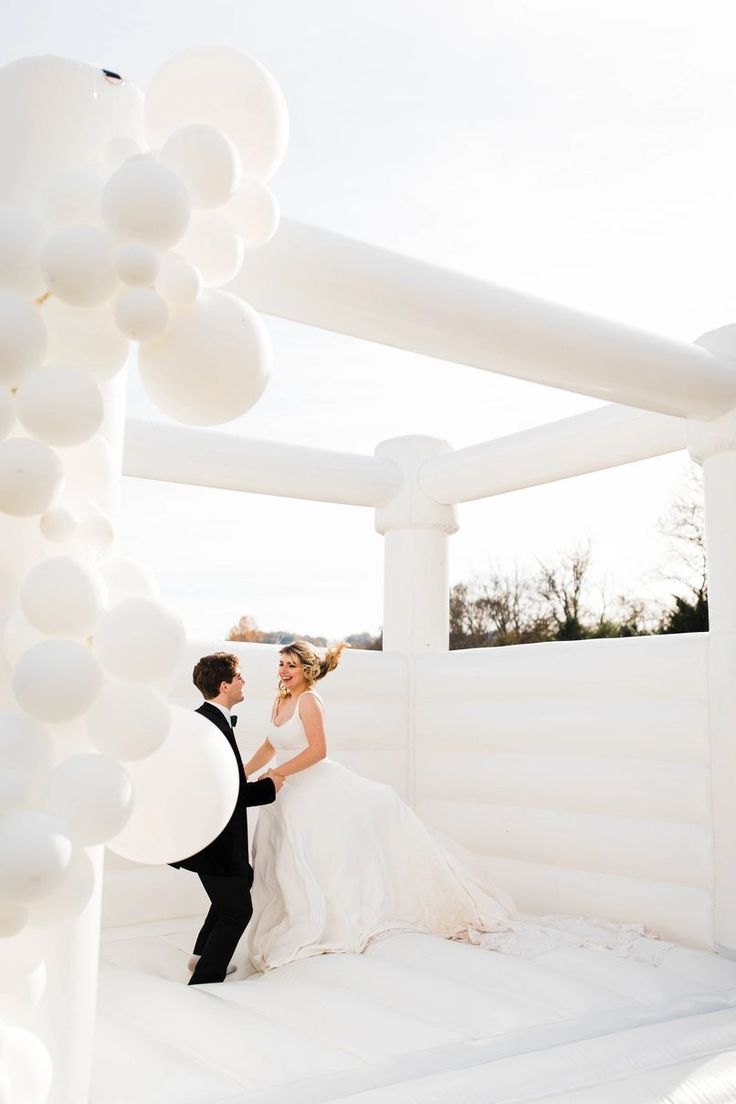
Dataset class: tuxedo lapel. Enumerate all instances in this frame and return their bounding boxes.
[197,701,233,742]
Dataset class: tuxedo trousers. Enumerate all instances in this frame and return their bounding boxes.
[189,871,253,985]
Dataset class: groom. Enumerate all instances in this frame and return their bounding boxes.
[170,651,282,985]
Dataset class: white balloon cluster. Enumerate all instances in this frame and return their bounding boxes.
[0,44,284,441]
[0,47,283,1101]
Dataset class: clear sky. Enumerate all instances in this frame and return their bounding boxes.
[5,2,735,640]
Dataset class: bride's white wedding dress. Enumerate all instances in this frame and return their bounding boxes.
[247,691,670,972]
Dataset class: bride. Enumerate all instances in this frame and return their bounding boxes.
[243,641,667,971]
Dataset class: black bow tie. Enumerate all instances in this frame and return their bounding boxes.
[230,715,238,729]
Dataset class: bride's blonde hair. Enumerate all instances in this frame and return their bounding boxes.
[278,640,348,699]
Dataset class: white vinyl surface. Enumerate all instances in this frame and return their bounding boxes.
[93,918,736,1104]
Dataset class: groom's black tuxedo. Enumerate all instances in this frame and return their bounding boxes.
[170,701,276,984]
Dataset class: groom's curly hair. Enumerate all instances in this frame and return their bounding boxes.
[193,652,240,699]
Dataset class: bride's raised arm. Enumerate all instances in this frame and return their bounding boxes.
[271,692,327,779]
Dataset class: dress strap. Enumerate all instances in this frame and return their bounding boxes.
[297,689,324,714]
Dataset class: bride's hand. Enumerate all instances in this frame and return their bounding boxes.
[264,769,285,792]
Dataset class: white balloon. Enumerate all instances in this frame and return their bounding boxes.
[87,682,171,760]
[99,556,159,604]
[40,506,78,543]
[0,902,28,938]
[108,706,238,864]
[28,847,95,926]
[0,810,72,901]
[20,555,107,638]
[0,609,45,668]
[0,205,45,296]
[15,363,104,447]
[42,297,129,381]
[41,168,105,229]
[225,180,280,247]
[0,292,46,387]
[177,210,244,287]
[105,136,142,169]
[56,435,115,508]
[0,1026,52,1104]
[139,290,270,425]
[13,639,102,723]
[42,224,117,307]
[0,710,52,776]
[0,929,45,1018]
[116,241,160,286]
[77,507,115,552]
[114,288,169,340]
[0,387,14,441]
[102,156,191,248]
[160,124,241,209]
[145,46,289,183]
[0,768,34,815]
[93,597,185,682]
[45,753,133,845]
[155,251,202,308]
[0,437,63,517]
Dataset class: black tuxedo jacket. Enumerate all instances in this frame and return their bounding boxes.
[170,701,276,877]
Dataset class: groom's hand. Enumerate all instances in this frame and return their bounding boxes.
[265,770,285,793]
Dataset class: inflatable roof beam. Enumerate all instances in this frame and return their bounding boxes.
[230,218,736,422]
[123,418,402,507]
[124,404,687,507]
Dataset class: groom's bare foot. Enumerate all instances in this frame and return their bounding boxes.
[187,954,236,976]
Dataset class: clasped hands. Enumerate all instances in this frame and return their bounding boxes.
[262,769,286,793]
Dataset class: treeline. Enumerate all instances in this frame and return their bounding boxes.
[228,615,381,650]
[228,477,708,652]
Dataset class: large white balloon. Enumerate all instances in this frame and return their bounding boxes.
[139,290,271,425]
[145,46,289,183]
[13,639,102,723]
[108,706,239,864]
[155,251,202,308]
[20,555,107,638]
[100,556,159,604]
[0,929,45,1018]
[42,224,118,307]
[177,210,244,287]
[0,810,72,901]
[102,156,191,248]
[28,847,95,927]
[0,710,52,776]
[0,292,46,387]
[0,387,14,441]
[0,437,63,517]
[0,1026,53,1104]
[114,288,169,340]
[87,682,171,760]
[45,754,133,845]
[42,297,129,381]
[224,180,280,247]
[160,123,241,208]
[104,135,142,169]
[15,363,104,447]
[93,597,185,682]
[0,205,45,296]
[41,167,105,229]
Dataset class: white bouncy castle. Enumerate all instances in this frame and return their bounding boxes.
[3,48,736,1104]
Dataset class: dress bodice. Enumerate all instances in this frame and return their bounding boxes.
[270,692,321,762]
